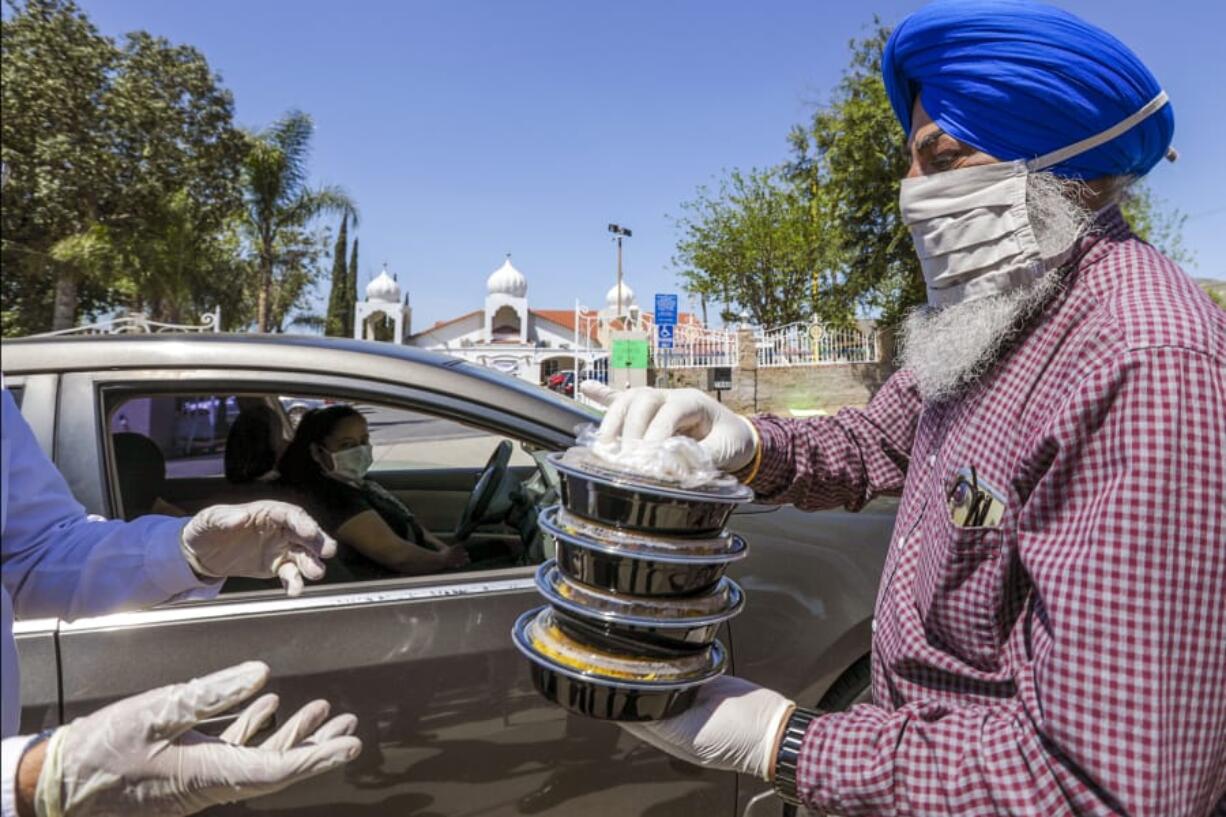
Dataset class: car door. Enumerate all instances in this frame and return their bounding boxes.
[53,368,737,817]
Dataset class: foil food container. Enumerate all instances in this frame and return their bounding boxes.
[547,450,753,536]
[540,506,747,596]
[512,607,727,721]
[535,561,744,655]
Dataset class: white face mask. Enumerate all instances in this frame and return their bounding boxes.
[900,91,1170,307]
[328,444,373,481]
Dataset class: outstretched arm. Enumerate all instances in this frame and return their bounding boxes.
[1,390,211,623]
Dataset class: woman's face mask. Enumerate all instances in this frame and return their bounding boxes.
[329,443,373,480]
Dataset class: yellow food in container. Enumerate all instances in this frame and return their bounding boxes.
[525,608,714,683]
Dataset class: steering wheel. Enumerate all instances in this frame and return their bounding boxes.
[455,440,513,541]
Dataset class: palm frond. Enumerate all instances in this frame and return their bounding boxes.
[265,110,313,197]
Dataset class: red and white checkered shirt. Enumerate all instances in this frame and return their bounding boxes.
[749,208,1226,816]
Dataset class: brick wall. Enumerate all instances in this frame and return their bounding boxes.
[650,328,898,414]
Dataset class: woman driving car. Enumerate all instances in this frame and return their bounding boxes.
[277,405,469,578]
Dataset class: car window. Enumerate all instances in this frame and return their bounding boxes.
[349,401,536,472]
[5,384,23,407]
[108,393,248,481]
[103,387,553,589]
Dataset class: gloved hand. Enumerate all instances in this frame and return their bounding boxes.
[34,661,361,817]
[181,501,337,596]
[621,676,794,781]
[579,383,759,472]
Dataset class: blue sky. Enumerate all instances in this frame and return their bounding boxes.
[78,0,1226,329]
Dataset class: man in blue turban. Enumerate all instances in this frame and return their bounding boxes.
[581,1,1226,815]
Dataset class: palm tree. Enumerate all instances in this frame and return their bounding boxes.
[241,110,357,332]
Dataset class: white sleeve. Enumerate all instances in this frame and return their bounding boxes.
[0,389,218,623]
[0,734,40,817]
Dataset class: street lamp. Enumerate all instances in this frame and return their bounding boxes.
[608,223,632,316]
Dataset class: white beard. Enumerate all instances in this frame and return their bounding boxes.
[900,172,1095,403]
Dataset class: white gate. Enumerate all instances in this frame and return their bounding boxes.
[31,308,222,337]
[650,320,738,369]
[756,322,877,367]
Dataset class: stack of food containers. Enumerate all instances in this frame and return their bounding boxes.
[511,447,754,721]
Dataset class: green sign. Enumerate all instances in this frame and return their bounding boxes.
[611,338,649,369]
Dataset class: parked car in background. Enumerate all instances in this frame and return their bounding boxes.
[278,394,328,427]
[2,334,894,817]
[546,369,576,396]
[171,394,239,455]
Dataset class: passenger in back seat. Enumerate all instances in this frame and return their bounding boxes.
[276,405,469,579]
[225,403,287,484]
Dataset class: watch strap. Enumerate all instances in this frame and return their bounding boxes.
[772,706,822,807]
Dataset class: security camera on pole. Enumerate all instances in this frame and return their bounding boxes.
[606,224,648,390]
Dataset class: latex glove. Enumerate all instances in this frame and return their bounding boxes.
[181,501,337,596]
[621,676,794,781]
[579,382,758,472]
[34,661,361,817]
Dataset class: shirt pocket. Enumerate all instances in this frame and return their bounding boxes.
[912,510,1011,672]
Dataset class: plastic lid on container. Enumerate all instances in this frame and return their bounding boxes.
[548,449,755,504]
[536,561,744,625]
[515,607,723,686]
[541,505,748,563]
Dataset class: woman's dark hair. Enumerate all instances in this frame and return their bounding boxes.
[277,404,363,487]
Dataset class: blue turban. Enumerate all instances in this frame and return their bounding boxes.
[882,0,1174,179]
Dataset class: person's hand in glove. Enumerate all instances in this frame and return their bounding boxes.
[622,675,795,781]
[181,501,337,596]
[578,383,759,473]
[31,661,361,817]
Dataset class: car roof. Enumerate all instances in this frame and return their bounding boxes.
[2,333,599,435]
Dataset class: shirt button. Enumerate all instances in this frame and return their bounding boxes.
[871,617,877,633]
[928,454,936,466]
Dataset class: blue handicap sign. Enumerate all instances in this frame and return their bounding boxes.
[657,323,674,349]
[654,293,678,326]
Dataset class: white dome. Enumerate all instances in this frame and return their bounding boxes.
[605,280,636,309]
[366,265,401,303]
[486,255,527,298]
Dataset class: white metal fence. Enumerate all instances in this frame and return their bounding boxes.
[651,322,739,369]
[755,322,878,367]
[31,308,222,337]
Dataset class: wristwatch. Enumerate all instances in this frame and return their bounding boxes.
[772,706,823,807]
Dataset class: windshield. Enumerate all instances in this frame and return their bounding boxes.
[450,359,602,420]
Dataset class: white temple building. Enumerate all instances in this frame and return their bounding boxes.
[354,264,411,344]
[353,254,696,386]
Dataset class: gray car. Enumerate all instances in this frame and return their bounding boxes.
[2,334,893,817]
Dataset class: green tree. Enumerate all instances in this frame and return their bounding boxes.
[239,109,356,333]
[324,213,349,336]
[673,167,830,327]
[345,236,360,337]
[266,224,330,333]
[673,22,916,330]
[785,20,920,328]
[1120,182,1194,267]
[2,0,118,333]
[1,0,246,334]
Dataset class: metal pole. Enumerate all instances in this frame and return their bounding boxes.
[616,236,623,316]
[574,298,580,389]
